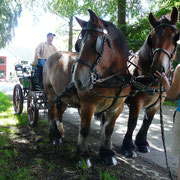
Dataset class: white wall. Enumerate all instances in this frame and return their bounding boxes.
[0,48,20,80]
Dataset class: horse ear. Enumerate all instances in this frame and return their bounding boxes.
[75,16,88,28]
[170,7,179,25]
[88,9,99,25]
[149,13,158,28]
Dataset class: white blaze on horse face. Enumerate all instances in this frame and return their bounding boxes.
[72,36,93,90]
[72,62,77,84]
[151,53,169,73]
[72,39,86,85]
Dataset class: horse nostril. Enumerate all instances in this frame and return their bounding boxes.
[160,66,165,73]
[77,80,83,90]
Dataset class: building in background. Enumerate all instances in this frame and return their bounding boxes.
[0,47,33,81]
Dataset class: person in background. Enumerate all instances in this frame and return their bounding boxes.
[156,46,180,179]
[32,32,57,90]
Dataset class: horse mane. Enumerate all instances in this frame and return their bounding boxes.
[102,20,129,57]
[157,15,173,25]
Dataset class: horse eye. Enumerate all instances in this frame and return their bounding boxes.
[173,33,180,42]
[91,41,96,48]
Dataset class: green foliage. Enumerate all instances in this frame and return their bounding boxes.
[0,92,12,113]
[0,149,33,180]
[14,112,29,126]
[99,169,117,180]
[48,0,81,18]
[164,99,178,106]
[0,0,22,48]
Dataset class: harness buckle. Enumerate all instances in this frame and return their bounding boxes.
[90,72,97,84]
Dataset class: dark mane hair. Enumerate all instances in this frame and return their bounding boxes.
[155,15,173,27]
[102,20,129,57]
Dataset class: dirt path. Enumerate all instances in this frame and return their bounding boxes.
[1,109,174,180]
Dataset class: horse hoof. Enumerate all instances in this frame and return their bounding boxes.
[52,138,62,146]
[112,156,118,165]
[101,156,118,166]
[99,147,117,166]
[78,158,92,168]
[52,140,57,146]
[58,138,62,145]
[123,150,137,158]
[137,146,150,153]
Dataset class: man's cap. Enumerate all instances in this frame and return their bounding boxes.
[47,32,56,37]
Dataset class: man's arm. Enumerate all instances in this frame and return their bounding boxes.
[32,43,42,66]
[32,52,39,66]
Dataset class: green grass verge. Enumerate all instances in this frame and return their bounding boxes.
[0,92,12,112]
[164,99,178,106]
[0,92,33,180]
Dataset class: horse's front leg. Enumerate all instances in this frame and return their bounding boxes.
[135,104,160,153]
[99,102,124,165]
[76,103,95,167]
[122,99,142,157]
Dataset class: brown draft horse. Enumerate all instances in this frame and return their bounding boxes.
[122,7,179,157]
[43,9,131,166]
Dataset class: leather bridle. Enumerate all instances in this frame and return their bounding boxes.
[74,22,114,84]
[147,23,179,67]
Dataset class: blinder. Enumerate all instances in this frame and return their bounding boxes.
[96,36,104,54]
[75,39,81,53]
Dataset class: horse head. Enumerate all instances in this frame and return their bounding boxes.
[73,9,128,91]
[147,7,179,75]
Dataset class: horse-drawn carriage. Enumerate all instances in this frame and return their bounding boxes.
[12,7,179,172]
[13,63,47,126]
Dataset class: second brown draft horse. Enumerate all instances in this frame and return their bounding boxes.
[122,7,179,157]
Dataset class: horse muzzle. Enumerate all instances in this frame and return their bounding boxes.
[73,70,94,91]
[150,53,170,74]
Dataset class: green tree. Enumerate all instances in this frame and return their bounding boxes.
[44,0,144,51]
[0,0,22,48]
[47,0,88,51]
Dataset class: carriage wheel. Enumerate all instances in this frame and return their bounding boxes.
[27,92,39,126]
[13,84,24,115]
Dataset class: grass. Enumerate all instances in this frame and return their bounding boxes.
[164,99,178,106]
[0,92,12,112]
[0,92,33,180]
[99,169,117,180]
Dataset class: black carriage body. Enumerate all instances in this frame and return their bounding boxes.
[13,63,48,126]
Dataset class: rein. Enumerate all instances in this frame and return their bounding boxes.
[159,84,173,180]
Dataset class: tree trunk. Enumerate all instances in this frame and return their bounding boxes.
[117,0,126,34]
[68,16,73,52]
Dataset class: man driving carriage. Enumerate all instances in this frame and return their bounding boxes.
[32,32,57,90]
